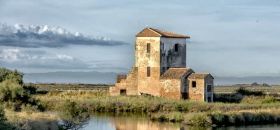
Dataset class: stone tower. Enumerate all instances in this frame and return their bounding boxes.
[109,27,214,102]
[135,28,190,96]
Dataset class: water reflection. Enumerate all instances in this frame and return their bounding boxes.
[82,115,280,130]
[82,115,203,130]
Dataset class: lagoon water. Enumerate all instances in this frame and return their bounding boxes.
[81,115,280,130]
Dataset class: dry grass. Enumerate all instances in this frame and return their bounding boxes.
[32,91,280,127]
[34,91,280,113]
[5,109,60,130]
[5,109,59,122]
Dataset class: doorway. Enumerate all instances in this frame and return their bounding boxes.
[120,89,127,96]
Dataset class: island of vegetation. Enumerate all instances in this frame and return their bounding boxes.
[1,67,280,130]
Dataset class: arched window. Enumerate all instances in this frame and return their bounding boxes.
[174,44,179,52]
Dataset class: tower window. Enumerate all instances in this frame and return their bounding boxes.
[147,43,150,53]
[192,81,196,88]
[207,85,212,92]
[174,44,179,52]
[147,67,151,77]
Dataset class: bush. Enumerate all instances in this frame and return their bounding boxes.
[236,87,263,96]
[213,93,243,103]
[0,105,15,130]
[0,68,44,112]
[0,68,23,85]
[184,113,212,126]
[0,80,25,103]
[23,83,37,94]
[150,112,184,122]
[59,100,89,130]
[0,105,5,122]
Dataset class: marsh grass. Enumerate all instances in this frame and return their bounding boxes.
[150,112,184,122]
[151,109,280,126]
[33,91,280,127]
[35,91,280,113]
[241,96,278,104]
[4,109,59,130]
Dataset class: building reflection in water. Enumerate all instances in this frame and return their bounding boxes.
[110,116,211,130]
[83,115,212,130]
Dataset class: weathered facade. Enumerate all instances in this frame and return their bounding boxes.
[109,28,214,102]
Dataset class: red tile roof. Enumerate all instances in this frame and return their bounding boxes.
[161,68,193,79]
[188,73,214,79]
[136,28,190,38]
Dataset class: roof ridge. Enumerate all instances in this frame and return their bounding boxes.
[136,27,190,38]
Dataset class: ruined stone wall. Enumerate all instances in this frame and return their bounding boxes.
[135,37,161,96]
[160,79,181,100]
[160,37,186,74]
[109,67,138,96]
[188,78,205,101]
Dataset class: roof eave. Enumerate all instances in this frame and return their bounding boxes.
[161,36,191,39]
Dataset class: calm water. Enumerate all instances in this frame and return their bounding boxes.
[81,115,280,130]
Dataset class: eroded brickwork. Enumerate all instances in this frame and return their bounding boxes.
[136,37,162,96]
[109,28,214,102]
[160,79,181,100]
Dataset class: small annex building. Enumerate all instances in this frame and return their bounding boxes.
[109,28,214,102]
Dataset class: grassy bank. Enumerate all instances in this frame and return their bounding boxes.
[151,109,280,126]
[1,66,280,128]
[34,91,280,126]
[4,109,60,129]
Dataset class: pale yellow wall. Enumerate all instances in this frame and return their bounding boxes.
[160,79,181,100]
[188,78,205,102]
[188,75,214,102]
[135,37,161,96]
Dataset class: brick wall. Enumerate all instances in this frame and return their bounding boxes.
[188,78,205,102]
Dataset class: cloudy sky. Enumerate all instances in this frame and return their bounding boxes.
[0,0,280,83]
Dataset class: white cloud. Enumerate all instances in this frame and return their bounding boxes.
[0,48,75,62]
[0,48,20,61]
[55,54,74,61]
[0,23,126,48]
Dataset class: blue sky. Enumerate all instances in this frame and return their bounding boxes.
[1,0,280,83]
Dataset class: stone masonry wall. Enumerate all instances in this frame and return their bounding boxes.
[160,79,181,100]
[188,78,205,102]
[135,37,161,96]
[109,67,138,96]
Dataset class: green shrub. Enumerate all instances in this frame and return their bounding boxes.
[211,112,228,125]
[0,105,5,122]
[0,80,25,103]
[236,87,263,96]
[0,68,44,112]
[0,105,15,130]
[59,100,89,130]
[214,93,243,103]
[0,68,23,85]
[150,112,184,122]
[184,113,212,126]
[23,83,37,94]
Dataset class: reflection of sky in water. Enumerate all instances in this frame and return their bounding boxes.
[82,116,115,130]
